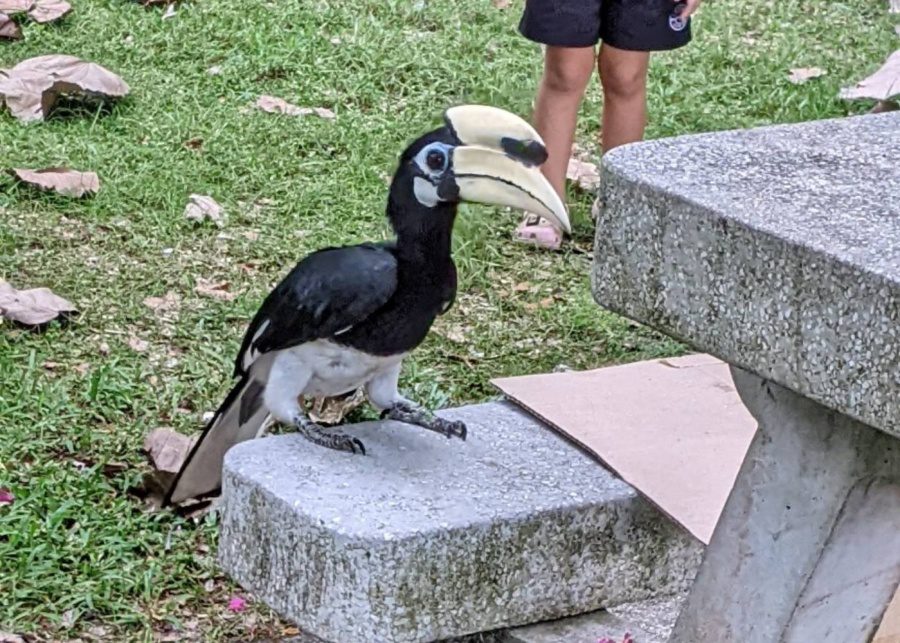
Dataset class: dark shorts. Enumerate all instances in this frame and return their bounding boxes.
[519,0,692,51]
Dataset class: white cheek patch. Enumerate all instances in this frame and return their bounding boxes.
[413,176,440,208]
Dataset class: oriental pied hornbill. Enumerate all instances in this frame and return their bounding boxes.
[164,105,570,506]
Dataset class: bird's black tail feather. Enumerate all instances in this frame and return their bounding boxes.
[163,371,270,506]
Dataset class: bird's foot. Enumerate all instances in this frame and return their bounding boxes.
[294,415,366,455]
[382,401,467,441]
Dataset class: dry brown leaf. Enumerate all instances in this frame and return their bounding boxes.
[128,335,149,352]
[787,67,827,84]
[306,388,366,425]
[0,55,129,123]
[310,106,335,119]
[513,281,532,292]
[184,194,224,226]
[254,95,335,119]
[0,279,77,326]
[435,322,468,343]
[143,427,193,474]
[255,94,302,115]
[566,156,601,191]
[27,0,71,23]
[839,49,900,101]
[871,99,899,113]
[0,12,22,39]
[143,291,180,314]
[0,0,31,14]
[195,277,235,301]
[9,167,99,197]
[493,0,510,8]
[61,609,76,628]
[74,362,90,375]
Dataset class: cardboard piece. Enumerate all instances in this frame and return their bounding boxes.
[493,353,900,633]
[491,353,756,545]
[875,588,900,643]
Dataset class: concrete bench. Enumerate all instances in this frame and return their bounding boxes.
[592,112,900,641]
[218,402,701,642]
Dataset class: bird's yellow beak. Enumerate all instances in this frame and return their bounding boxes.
[443,105,571,234]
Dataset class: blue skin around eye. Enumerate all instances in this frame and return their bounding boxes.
[415,142,452,173]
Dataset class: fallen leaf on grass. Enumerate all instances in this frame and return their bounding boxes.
[61,609,76,628]
[27,0,71,23]
[0,12,22,39]
[161,2,176,19]
[305,387,366,425]
[85,626,110,640]
[839,49,900,102]
[493,0,510,7]
[9,167,99,197]
[143,428,190,470]
[0,55,129,123]
[0,488,14,505]
[787,67,826,84]
[0,0,31,13]
[254,95,335,118]
[255,94,302,115]
[128,335,149,352]
[206,64,222,75]
[184,194,224,226]
[513,281,532,292]
[143,291,181,314]
[566,157,601,191]
[0,279,77,326]
[195,278,236,301]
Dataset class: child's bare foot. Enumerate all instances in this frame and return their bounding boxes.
[513,212,563,250]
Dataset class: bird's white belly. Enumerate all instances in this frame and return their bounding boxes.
[291,340,406,397]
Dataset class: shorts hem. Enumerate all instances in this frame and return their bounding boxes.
[519,24,600,48]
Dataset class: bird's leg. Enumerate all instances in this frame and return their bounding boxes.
[367,362,467,441]
[265,356,365,455]
[381,399,467,441]
[293,411,367,455]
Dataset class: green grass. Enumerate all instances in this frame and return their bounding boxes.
[0,0,896,639]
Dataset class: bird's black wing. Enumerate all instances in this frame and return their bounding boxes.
[234,242,398,377]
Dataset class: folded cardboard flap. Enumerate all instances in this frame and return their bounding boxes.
[492,353,755,544]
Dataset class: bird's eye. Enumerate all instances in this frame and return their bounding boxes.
[425,149,446,172]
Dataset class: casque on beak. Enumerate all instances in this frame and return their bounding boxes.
[442,105,572,234]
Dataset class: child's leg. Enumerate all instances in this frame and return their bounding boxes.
[597,44,651,152]
[533,46,596,198]
[515,46,594,249]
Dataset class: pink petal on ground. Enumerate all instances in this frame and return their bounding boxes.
[0,488,14,505]
[227,596,247,612]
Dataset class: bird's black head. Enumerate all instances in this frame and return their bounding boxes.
[386,106,570,244]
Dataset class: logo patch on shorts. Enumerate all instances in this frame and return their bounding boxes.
[669,4,687,31]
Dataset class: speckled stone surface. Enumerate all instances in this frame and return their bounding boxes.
[219,402,702,643]
[592,112,900,437]
[505,593,685,643]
